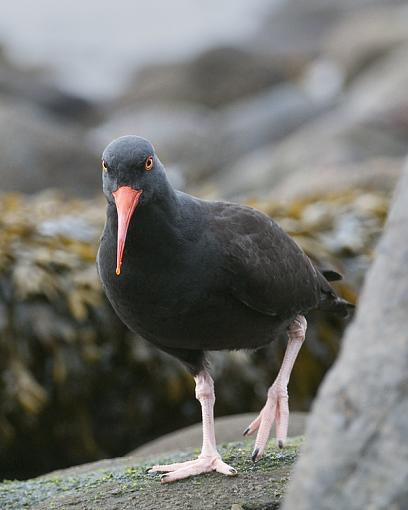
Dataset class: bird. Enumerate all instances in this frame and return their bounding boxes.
[97,135,353,483]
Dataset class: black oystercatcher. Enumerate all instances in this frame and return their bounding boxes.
[97,135,353,483]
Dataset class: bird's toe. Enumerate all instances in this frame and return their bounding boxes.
[214,458,238,476]
[151,455,237,483]
[249,389,291,460]
[148,459,197,473]
[243,414,262,437]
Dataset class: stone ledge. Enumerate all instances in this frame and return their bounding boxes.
[0,437,303,510]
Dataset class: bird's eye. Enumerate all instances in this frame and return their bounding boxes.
[102,160,108,172]
[145,156,154,171]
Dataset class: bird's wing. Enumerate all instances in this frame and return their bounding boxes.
[210,201,324,317]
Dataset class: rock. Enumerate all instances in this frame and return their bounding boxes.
[248,0,344,59]
[345,43,408,137]
[268,158,402,202]
[250,0,407,62]
[0,47,100,126]
[0,48,102,196]
[119,46,299,110]
[323,5,408,82]
[214,108,405,200]
[0,437,302,510]
[300,58,344,103]
[283,161,408,509]
[204,84,331,182]
[0,98,98,194]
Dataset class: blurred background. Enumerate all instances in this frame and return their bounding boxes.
[0,0,405,480]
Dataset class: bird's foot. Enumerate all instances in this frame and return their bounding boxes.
[148,454,237,483]
[243,384,289,462]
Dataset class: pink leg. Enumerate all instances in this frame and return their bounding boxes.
[149,370,237,483]
[244,315,307,462]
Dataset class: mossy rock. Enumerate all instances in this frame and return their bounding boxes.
[0,437,302,510]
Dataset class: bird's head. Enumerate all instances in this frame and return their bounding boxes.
[101,135,167,276]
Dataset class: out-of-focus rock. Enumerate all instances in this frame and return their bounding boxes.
[0,47,100,126]
[205,84,331,183]
[283,158,408,510]
[345,43,408,139]
[213,35,408,199]
[300,58,344,103]
[119,46,301,110]
[94,84,331,192]
[269,158,401,202]
[249,1,344,59]
[0,47,102,195]
[324,5,408,82]
[0,99,98,194]
[214,108,404,200]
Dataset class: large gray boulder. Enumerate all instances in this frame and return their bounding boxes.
[283,160,408,509]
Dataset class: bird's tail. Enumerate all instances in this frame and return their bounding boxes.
[319,295,355,318]
[317,268,355,317]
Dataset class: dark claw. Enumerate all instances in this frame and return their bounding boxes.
[243,427,250,436]
[160,474,168,481]
[229,467,237,474]
[278,440,283,449]
[251,448,259,462]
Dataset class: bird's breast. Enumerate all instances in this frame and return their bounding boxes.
[98,234,216,322]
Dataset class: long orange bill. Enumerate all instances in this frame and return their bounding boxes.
[112,186,143,276]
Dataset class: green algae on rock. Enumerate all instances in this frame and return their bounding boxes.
[0,438,302,510]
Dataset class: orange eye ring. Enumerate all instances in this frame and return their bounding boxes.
[145,156,154,171]
[102,160,108,172]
